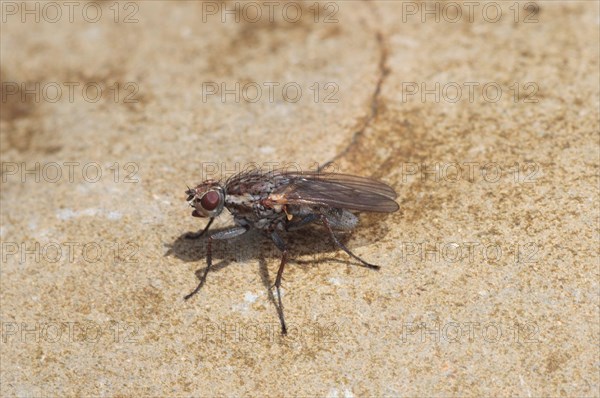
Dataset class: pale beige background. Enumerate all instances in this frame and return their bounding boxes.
[1,1,598,396]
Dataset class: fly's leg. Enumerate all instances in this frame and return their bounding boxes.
[185,217,215,239]
[184,226,248,300]
[285,214,319,231]
[319,214,380,270]
[270,230,288,335]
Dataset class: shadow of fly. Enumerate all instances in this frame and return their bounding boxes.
[183,169,399,335]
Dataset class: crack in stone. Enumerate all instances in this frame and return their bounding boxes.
[319,22,389,172]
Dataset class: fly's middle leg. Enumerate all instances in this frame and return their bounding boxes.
[285,214,319,231]
[319,214,380,270]
[270,230,288,335]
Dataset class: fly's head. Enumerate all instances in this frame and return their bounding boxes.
[186,180,225,218]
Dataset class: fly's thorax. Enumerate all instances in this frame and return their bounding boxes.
[224,190,289,231]
[224,192,260,207]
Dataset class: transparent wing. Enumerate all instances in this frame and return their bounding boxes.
[270,171,399,213]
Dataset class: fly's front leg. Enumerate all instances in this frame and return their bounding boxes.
[184,226,248,300]
[185,217,215,239]
[270,230,288,335]
[320,214,380,270]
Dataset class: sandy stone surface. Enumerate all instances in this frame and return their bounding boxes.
[1,1,598,396]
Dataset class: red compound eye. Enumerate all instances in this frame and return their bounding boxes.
[200,191,220,211]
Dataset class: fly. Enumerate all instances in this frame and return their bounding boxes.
[183,169,399,335]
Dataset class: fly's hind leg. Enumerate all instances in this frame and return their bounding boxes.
[319,214,380,270]
[270,230,289,335]
[184,225,248,300]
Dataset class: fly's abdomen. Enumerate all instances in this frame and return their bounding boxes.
[322,208,358,230]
